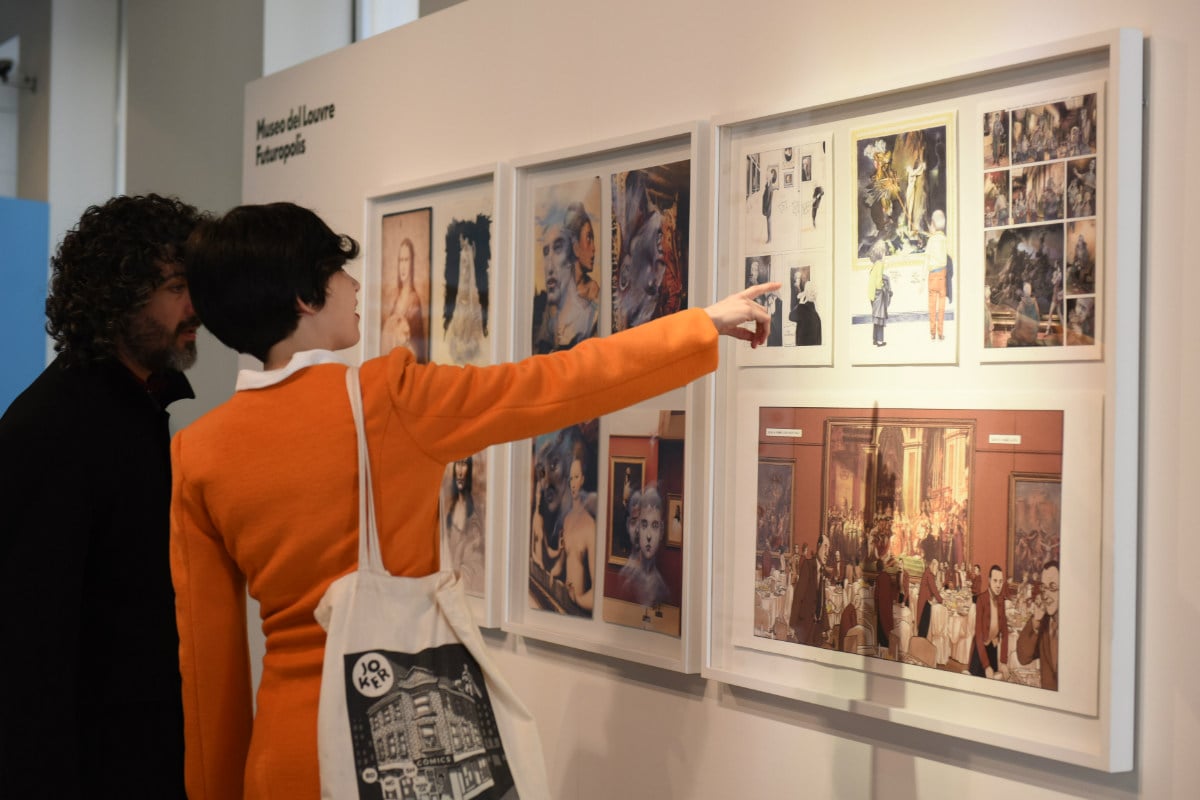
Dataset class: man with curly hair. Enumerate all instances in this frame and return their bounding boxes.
[0,194,203,798]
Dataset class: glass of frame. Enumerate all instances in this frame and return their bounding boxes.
[364,164,513,628]
[502,122,713,672]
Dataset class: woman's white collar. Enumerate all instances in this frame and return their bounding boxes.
[235,349,349,391]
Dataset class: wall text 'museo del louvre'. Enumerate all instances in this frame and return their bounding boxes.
[253,102,336,167]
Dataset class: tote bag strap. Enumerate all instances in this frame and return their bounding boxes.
[345,366,388,575]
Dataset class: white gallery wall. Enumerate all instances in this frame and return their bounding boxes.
[264,0,352,75]
[123,0,264,430]
[239,0,1197,797]
[0,0,49,202]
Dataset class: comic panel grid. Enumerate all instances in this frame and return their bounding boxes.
[981,93,1099,351]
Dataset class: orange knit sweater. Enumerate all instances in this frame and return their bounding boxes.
[169,308,718,799]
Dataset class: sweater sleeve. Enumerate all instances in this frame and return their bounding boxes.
[374,307,719,463]
[170,432,254,800]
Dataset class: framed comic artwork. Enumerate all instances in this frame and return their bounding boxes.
[848,112,958,366]
[733,129,834,367]
[980,86,1103,361]
[716,392,1103,747]
[709,30,1141,771]
[364,164,513,628]
[502,123,713,672]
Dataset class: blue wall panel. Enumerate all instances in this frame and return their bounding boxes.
[0,197,50,413]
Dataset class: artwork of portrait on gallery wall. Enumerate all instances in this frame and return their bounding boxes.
[531,176,601,355]
[379,207,432,362]
[434,211,492,367]
[602,409,687,638]
[525,175,603,619]
[981,90,1101,357]
[611,160,690,333]
[432,202,495,601]
[370,183,497,609]
[528,420,599,619]
[752,407,1064,693]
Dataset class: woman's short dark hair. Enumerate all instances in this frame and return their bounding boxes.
[46,194,202,366]
[187,203,359,362]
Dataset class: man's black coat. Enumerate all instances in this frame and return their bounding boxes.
[0,355,192,798]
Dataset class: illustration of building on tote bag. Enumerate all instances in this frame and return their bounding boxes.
[345,645,517,799]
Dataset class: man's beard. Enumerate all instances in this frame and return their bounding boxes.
[123,313,200,374]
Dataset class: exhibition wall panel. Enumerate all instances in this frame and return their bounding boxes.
[237,1,1189,795]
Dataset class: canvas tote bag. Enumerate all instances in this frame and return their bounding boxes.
[314,366,550,800]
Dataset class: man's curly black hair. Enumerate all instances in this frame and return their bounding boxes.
[45,194,203,366]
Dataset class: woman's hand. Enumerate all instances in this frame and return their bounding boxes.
[705,282,780,348]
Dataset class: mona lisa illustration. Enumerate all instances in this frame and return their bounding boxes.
[379,207,431,362]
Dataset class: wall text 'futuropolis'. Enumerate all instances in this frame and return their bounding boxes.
[253,102,336,167]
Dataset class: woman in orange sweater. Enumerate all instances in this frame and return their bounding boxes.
[171,202,774,799]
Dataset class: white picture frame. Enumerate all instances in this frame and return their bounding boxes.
[363,163,514,628]
[708,29,1141,771]
[502,122,714,673]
